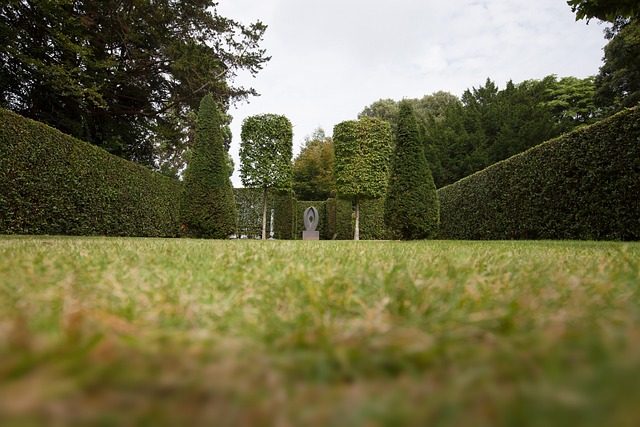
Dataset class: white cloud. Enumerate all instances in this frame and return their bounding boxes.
[217,0,607,186]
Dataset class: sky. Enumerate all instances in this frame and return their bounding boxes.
[216,0,608,187]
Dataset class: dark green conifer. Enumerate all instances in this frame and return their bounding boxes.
[385,100,439,239]
[180,94,237,238]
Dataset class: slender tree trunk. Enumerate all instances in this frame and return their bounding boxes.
[354,198,360,241]
[262,187,268,240]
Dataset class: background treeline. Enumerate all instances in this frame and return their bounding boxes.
[358,75,600,189]
[294,15,640,196]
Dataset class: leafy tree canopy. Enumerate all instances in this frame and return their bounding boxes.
[240,114,293,191]
[0,0,269,169]
[567,0,640,22]
[293,128,335,201]
[595,19,640,112]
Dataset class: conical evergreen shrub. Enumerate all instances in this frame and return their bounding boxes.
[385,100,439,239]
[180,94,237,238]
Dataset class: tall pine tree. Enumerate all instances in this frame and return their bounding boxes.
[180,94,237,238]
[385,100,439,240]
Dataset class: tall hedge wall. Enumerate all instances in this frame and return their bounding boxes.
[325,198,349,240]
[0,109,182,237]
[359,198,387,240]
[438,107,640,241]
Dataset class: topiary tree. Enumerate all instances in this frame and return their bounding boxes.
[240,114,293,240]
[180,94,237,238]
[333,118,393,240]
[385,100,439,240]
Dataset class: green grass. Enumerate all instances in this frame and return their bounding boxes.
[1,237,639,426]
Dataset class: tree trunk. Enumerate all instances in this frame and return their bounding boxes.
[262,187,268,240]
[354,198,360,241]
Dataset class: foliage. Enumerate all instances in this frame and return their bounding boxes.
[385,101,439,240]
[358,98,400,128]
[234,188,294,239]
[438,107,640,241]
[326,197,353,240]
[0,0,269,167]
[293,128,335,201]
[567,0,640,22]
[333,118,393,240]
[359,92,460,130]
[544,76,599,125]
[154,108,235,179]
[240,114,293,239]
[180,94,236,239]
[271,189,296,240]
[234,188,270,238]
[0,109,181,236]
[240,114,294,191]
[2,236,640,425]
[359,198,387,240]
[595,19,640,113]
[360,77,598,189]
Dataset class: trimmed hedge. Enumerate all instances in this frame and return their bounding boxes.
[272,190,295,240]
[0,109,181,237]
[438,107,640,241]
[324,198,352,240]
[323,197,384,240]
[234,188,294,239]
[359,198,387,240]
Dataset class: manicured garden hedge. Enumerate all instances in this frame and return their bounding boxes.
[0,109,182,237]
[234,188,294,239]
[359,198,387,240]
[438,107,640,241]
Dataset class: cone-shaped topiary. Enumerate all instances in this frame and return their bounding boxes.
[180,94,237,238]
[385,100,439,239]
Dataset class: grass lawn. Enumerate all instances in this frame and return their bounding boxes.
[0,236,639,426]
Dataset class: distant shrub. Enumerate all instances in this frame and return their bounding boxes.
[438,107,640,241]
[0,109,182,237]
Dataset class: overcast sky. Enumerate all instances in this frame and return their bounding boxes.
[216,0,607,187]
